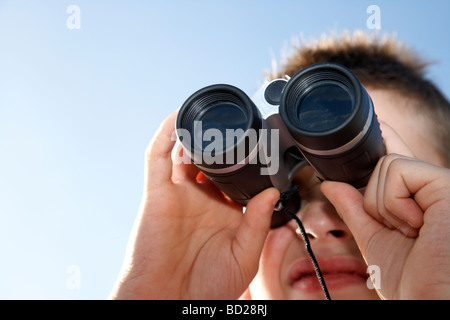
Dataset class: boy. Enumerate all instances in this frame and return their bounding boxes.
[110,32,450,300]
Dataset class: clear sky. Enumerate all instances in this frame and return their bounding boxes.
[0,0,449,299]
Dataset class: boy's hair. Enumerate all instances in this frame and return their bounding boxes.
[269,31,450,166]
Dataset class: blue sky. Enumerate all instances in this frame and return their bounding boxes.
[0,0,449,299]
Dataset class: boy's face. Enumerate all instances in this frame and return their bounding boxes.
[247,88,444,300]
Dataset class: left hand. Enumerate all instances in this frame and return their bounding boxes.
[321,122,450,299]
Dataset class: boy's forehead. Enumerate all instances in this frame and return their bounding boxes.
[367,88,445,167]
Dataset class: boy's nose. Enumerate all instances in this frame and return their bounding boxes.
[300,201,352,241]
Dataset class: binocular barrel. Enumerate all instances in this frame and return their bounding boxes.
[176,62,386,227]
[280,62,386,188]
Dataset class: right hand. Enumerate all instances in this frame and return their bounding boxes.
[110,110,280,299]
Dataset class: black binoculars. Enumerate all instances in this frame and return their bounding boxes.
[176,62,386,227]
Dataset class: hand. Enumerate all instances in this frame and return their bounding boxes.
[110,111,280,299]
[321,122,450,299]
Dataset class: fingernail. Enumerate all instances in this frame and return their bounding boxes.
[407,221,418,229]
[398,225,411,237]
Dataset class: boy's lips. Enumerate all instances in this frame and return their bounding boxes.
[287,256,369,293]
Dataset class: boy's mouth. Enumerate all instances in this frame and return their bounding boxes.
[287,255,369,293]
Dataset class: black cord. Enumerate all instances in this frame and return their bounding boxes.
[281,206,332,300]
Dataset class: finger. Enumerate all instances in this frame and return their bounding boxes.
[171,140,200,182]
[383,157,426,228]
[321,181,383,256]
[380,121,415,157]
[145,111,178,186]
[232,188,280,272]
[376,155,401,229]
[364,154,421,236]
[363,121,414,226]
[363,154,385,225]
[376,155,422,236]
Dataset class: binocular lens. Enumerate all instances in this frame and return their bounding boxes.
[194,102,248,151]
[177,84,262,168]
[297,81,355,132]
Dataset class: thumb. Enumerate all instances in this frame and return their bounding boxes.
[233,188,280,267]
[320,181,383,257]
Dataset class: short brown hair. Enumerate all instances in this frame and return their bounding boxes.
[269,31,450,166]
